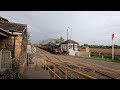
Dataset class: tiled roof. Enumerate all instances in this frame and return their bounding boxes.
[61,39,79,44]
[0,16,9,22]
[0,21,27,33]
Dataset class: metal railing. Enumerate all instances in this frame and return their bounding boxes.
[40,58,96,79]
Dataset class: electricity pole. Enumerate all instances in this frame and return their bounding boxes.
[67,28,68,41]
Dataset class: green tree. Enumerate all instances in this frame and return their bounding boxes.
[60,36,64,42]
[55,36,64,44]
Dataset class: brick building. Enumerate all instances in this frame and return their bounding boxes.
[0,16,28,74]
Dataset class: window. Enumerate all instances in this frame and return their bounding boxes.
[0,49,11,69]
[68,45,73,49]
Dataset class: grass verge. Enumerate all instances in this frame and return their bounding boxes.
[90,56,120,63]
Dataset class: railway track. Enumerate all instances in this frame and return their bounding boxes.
[57,55,120,78]
[37,48,93,79]
[37,47,118,79]
[54,57,115,79]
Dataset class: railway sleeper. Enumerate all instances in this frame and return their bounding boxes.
[82,67,93,72]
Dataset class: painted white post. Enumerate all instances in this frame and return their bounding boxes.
[112,39,114,60]
[112,34,114,60]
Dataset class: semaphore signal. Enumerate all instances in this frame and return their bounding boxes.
[112,33,115,60]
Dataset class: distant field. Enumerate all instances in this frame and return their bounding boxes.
[79,48,120,55]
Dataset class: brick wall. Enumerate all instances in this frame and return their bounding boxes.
[0,37,12,51]
[14,35,22,61]
[19,31,28,74]
[0,33,27,74]
[0,37,12,70]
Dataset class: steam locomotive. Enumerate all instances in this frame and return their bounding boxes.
[40,44,65,54]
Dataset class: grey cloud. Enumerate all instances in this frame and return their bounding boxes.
[0,11,120,45]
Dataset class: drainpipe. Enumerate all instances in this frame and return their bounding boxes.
[11,31,16,68]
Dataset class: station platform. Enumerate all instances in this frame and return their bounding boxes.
[22,66,50,79]
[22,57,51,79]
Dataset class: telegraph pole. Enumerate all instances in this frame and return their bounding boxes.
[67,28,68,41]
[67,27,69,54]
[70,27,72,40]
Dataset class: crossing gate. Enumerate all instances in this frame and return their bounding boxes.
[0,48,12,69]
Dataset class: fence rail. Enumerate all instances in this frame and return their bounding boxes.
[91,52,120,60]
[39,58,96,79]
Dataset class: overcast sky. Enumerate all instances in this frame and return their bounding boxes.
[0,11,120,45]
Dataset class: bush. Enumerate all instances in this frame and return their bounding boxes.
[0,61,20,79]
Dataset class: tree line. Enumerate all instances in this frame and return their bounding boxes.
[80,44,120,49]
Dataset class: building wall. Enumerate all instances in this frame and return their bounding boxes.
[0,37,12,70]
[0,35,23,70]
[74,44,78,51]
[0,37,12,50]
[13,30,28,74]
[19,30,27,74]
[61,43,78,56]
[0,32,27,74]
[61,43,78,51]
[14,35,22,61]
[61,44,68,51]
